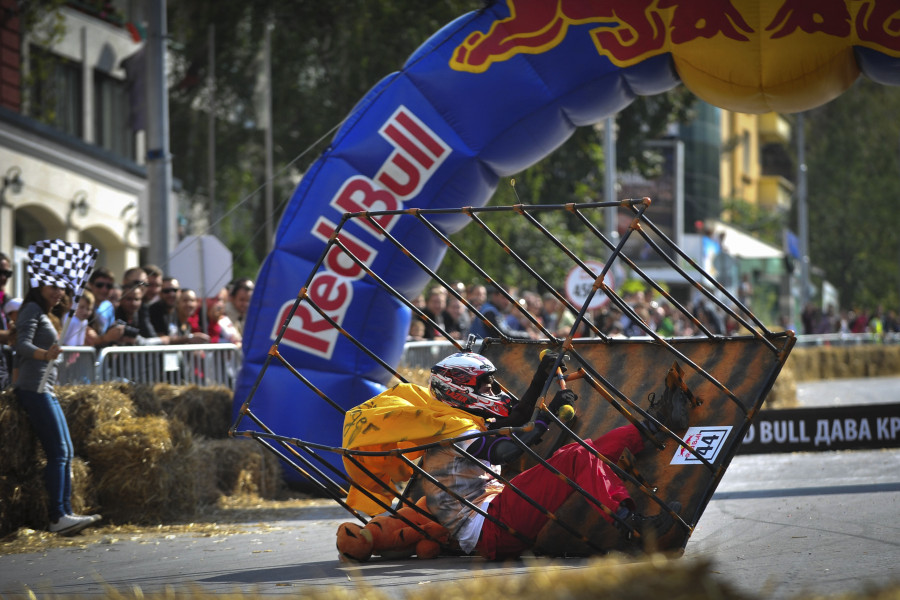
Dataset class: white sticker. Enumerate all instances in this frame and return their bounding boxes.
[163,352,180,373]
[670,426,733,465]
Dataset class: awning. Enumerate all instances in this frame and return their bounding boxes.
[713,223,784,259]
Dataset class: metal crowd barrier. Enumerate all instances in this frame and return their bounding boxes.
[397,333,900,369]
[54,344,242,387]
[38,331,900,388]
[794,332,900,347]
[58,347,98,385]
[398,339,458,369]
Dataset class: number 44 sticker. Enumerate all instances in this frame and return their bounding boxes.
[670,426,733,465]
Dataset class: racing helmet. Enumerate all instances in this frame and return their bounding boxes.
[429,352,511,417]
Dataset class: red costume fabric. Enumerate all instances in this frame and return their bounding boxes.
[476,424,644,560]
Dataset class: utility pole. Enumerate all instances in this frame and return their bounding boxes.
[208,24,216,237]
[797,112,810,310]
[146,0,174,267]
[263,22,274,252]
[604,116,617,254]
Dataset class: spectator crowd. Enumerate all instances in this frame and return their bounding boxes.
[408,280,900,344]
[0,252,254,389]
[798,303,900,336]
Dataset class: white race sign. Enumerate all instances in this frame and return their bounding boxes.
[564,260,612,310]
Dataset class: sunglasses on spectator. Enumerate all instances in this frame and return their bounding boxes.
[93,281,114,289]
[162,287,180,294]
[0,269,12,277]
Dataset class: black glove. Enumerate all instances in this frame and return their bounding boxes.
[548,389,577,416]
[533,352,568,385]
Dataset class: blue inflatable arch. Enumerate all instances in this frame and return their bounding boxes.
[233,1,900,470]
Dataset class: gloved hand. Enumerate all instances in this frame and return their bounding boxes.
[548,389,577,416]
[533,352,568,386]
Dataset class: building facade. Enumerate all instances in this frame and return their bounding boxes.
[0,1,149,297]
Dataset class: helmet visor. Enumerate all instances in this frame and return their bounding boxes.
[475,373,495,396]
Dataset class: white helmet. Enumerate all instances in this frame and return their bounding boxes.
[429,352,511,417]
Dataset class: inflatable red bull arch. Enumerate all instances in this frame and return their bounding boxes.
[232,0,900,486]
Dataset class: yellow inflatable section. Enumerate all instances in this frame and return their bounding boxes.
[668,1,856,114]
[452,1,900,114]
[592,0,900,114]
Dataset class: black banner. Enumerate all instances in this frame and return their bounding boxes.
[739,403,900,454]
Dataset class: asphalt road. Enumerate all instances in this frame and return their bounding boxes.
[1,378,898,599]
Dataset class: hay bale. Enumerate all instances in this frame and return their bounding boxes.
[84,416,200,524]
[158,385,233,439]
[0,474,46,536]
[70,456,97,518]
[183,440,221,506]
[0,391,97,536]
[0,389,43,477]
[764,363,797,408]
[193,438,285,499]
[151,382,182,405]
[397,366,431,387]
[57,384,136,456]
[0,389,45,536]
[144,383,233,439]
[125,382,163,416]
[784,348,810,382]
[829,347,850,379]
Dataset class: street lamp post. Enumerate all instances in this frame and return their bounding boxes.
[797,113,810,313]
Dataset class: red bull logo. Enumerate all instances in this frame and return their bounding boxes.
[277,106,451,358]
[451,0,899,74]
[451,0,899,113]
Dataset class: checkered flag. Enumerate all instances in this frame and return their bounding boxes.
[28,240,99,392]
[27,239,99,301]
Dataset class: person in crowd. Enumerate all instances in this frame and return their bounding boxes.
[213,287,241,345]
[468,285,534,340]
[738,273,754,309]
[465,283,487,313]
[107,283,122,307]
[443,296,468,339]
[121,266,148,293]
[422,287,447,339]
[850,307,869,333]
[816,305,837,334]
[142,264,164,306]
[539,292,561,335]
[407,318,426,341]
[406,293,425,335]
[175,289,210,343]
[87,268,117,335]
[868,306,885,338]
[0,253,14,389]
[0,252,11,339]
[149,278,181,338]
[653,302,676,337]
[12,278,102,536]
[4,297,22,325]
[61,290,95,346]
[225,278,254,337]
[504,293,541,336]
[189,295,227,343]
[113,283,162,345]
[343,352,685,560]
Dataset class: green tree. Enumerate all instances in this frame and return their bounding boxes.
[167,2,695,283]
[438,88,696,290]
[167,1,481,279]
[803,78,900,311]
[721,196,786,247]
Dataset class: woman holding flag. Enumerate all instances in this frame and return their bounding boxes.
[11,240,102,536]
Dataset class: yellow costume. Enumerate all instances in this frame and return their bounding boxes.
[342,382,485,514]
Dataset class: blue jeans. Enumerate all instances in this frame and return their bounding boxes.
[15,388,74,522]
